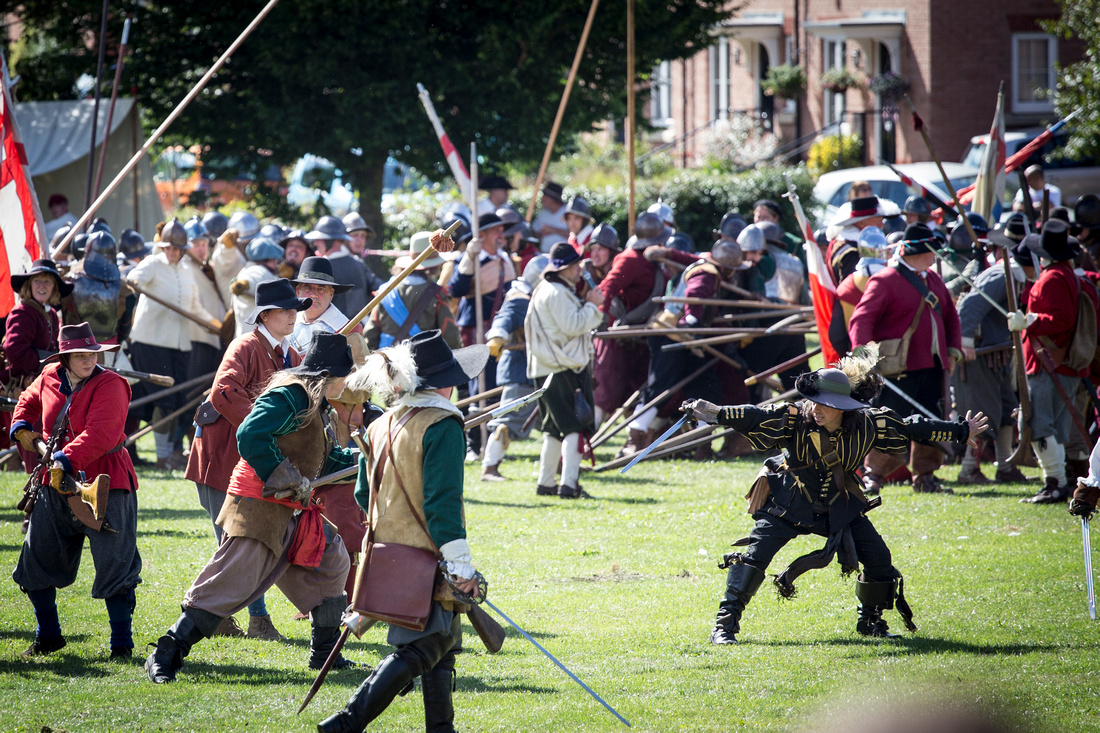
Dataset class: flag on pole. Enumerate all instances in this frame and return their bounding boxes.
[804,240,840,366]
[0,70,44,318]
[417,83,474,202]
[971,84,1006,222]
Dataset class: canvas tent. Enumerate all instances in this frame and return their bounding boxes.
[14,97,162,237]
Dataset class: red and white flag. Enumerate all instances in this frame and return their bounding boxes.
[971,85,1006,221]
[0,72,44,317]
[417,83,473,202]
[804,240,840,366]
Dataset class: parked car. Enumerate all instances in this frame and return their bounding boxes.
[962,128,1100,206]
[813,162,979,227]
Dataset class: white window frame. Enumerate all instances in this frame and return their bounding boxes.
[1011,32,1057,114]
[822,39,846,128]
[709,39,730,121]
[649,61,673,128]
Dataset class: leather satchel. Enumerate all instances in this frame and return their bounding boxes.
[352,408,439,631]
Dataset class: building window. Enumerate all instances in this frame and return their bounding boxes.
[709,38,730,121]
[650,61,673,128]
[1012,33,1056,114]
[822,39,847,128]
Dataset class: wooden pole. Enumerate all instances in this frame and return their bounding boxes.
[128,371,215,412]
[525,0,601,223]
[52,0,283,258]
[84,0,110,213]
[128,283,221,335]
[626,0,636,234]
[125,392,207,446]
[590,386,644,445]
[454,384,505,410]
[93,16,131,199]
[469,144,487,454]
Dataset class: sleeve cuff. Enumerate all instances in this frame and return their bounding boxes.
[10,420,32,441]
[960,337,975,349]
[51,451,72,474]
[947,347,964,362]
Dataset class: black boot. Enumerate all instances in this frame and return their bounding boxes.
[309,595,357,670]
[317,652,417,733]
[145,607,220,683]
[422,651,457,733]
[709,563,766,645]
[855,577,900,638]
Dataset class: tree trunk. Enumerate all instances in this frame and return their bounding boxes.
[345,152,387,240]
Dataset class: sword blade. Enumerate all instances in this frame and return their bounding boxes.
[490,386,547,418]
[1084,517,1096,621]
[481,599,631,727]
[297,627,350,714]
[620,414,689,475]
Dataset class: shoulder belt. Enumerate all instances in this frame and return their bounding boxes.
[890,262,941,314]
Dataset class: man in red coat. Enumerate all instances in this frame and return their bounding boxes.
[1007,222,1100,503]
[849,223,963,494]
[11,323,141,658]
[185,279,308,640]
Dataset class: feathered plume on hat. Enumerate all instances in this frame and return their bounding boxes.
[836,343,885,404]
[345,341,420,407]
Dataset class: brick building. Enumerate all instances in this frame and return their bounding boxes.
[649,0,1082,168]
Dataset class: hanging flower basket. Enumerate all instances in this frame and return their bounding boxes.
[820,67,864,93]
[761,64,807,100]
[869,72,911,105]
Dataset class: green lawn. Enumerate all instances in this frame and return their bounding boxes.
[0,435,1097,732]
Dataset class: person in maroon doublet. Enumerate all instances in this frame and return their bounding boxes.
[849,224,963,494]
[185,279,309,640]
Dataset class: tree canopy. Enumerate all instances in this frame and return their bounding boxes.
[1047,0,1100,159]
[5,0,737,224]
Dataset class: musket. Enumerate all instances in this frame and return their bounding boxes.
[128,371,215,412]
[128,283,222,335]
[651,257,758,300]
[620,414,690,474]
[1083,516,1096,620]
[454,384,505,410]
[973,341,1012,357]
[339,220,461,336]
[111,368,174,387]
[1002,238,1034,465]
[654,296,809,312]
[464,386,548,431]
[659,326,814,352]
[482,598,631,727]
[743,346,821,387]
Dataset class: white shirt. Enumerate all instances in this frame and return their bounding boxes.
[126,251,214,350]
[1013,183,1062,208]
[258,323,292,353]
[289,303,349,354]
[532,206,568,252]
[44,213,78,242]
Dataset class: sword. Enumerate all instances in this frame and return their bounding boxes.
[620,414,690,474]
[1084,517,1096,620]
[881,378,940,421]
[482,598,631,728]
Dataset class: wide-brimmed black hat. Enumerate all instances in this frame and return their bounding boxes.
[899,223,938,256]
[544,241,583,273]
[542,181,564,203]
[988,212,1030,249]
[247,279,312,325]
[477,213,506,233]
[292,256,353,293]
[795,368,867,411]
[42,322,119,363]
[11,259,74,298]
[1012,235,1037,268]
[1028,219,1081,263]
[408,329,490,390]
[287,331,354,378]
[479,175,513,191]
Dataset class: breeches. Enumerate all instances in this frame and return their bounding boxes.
[740,512,895,582]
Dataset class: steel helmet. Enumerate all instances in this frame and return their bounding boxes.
[856,225,890,260]
[1075,194,1100,230]
[159,218,190,248]
[523,254,550,287]
[440,210,472,244]
[201,211,229,240]
[342,211,373,234]
[714,211,747,240]
[902,195,931,216]
[71,233,89,261]
[564,196,592,221]
[119,228,151,259]
[245,237,283,262]
[590,223,621,253]
[756,220,783,245]
[184,216,209,243]
[667,231,695,253]
[228,211,261,243]
[710,239,743,270]
[259,223,287,242]
[90,217,111,234]
[949,211,990,251]
[306,215,352,242]
[736,224,766,252]
[86,230,117,257]
[631,212,671,249]
[495,205,528,238]
[647,199,674,227]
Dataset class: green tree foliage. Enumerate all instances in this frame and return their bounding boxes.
[1045,1,1100,159]
[4,0,737,228]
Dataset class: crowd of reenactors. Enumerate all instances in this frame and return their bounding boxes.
[6,167,1100,731]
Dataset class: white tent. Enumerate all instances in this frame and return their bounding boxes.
[14,98,163,237]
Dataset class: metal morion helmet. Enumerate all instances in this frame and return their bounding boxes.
[949,211,990,251]
[710,239,743,270]
[440,210,472,245]
[902,195,931,216]
[184,216,209,243]
[631,211,671,249]
[714,211,747,240]
[160,217,189,248]
[736,224,766,252]
[259,223,287,242]
[495,205,529,238]
[228,211,261,243]
[118,228,146,256]
[201,211,229,240]
[856,225,890,261]
[564,196,592,221]
[523,254,550,287]
[590,223,621,252]
[1075,194,1100,230]
[647,199,674,227]
[756,220,783,246]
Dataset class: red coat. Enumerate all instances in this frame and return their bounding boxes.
[2,301,59,382]
[599,248,697,314]
[13,363,136,491]
[849,264,961,372]
[184,329,301,491]
[1022,262,1100,376]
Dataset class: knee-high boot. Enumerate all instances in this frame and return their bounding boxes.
[421,650,457,733]
[855,577,900,638]
[317,652,418,733]
[145,606,221,683]
[710,563,766,645]
[309,595,357,670]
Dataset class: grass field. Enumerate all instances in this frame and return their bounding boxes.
[0,435,1097,732]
